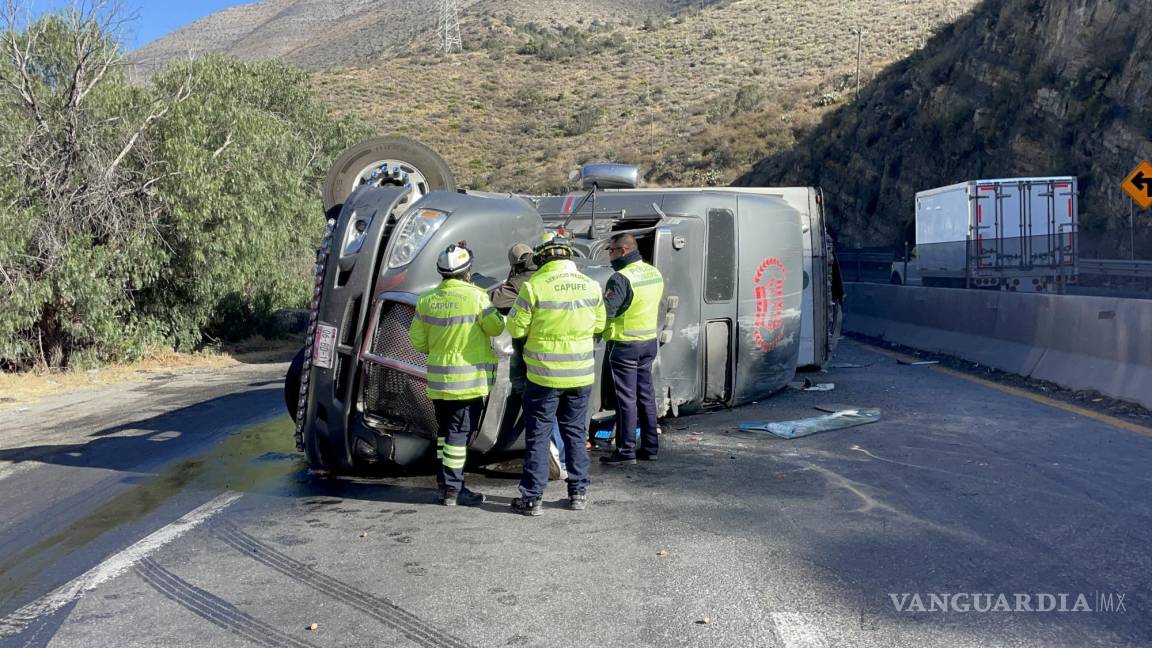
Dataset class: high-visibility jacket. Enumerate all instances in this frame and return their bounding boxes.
[605,260,664,342]
[507,260,606,389]
[409,278,505,400]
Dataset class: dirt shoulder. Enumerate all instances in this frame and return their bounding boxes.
[0,338,301,411]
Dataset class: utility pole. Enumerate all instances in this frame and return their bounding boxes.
[854,0,863,99]
[855,29,862,99]
[437,0,462,54]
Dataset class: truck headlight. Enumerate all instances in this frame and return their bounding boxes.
[387,209,446,269]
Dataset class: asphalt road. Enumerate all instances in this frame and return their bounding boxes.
[0,339,1149,647]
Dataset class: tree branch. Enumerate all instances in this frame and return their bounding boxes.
[104,67,192,179]
[211,131,233,160]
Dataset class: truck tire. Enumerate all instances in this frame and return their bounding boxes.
[322,136,457,213]
[284,347,305,420]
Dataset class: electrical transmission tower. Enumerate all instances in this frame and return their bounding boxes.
[437,0,462,54]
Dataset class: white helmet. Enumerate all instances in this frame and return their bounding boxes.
[436,243,473,277]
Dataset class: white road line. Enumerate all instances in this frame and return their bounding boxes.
[0,491,242,639]
[771,612,829,648]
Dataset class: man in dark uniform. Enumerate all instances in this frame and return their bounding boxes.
[600,233,665,465]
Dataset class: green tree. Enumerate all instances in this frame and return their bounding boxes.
[0,5,168,368]
[0,3,367,370]
[142,55,367,348]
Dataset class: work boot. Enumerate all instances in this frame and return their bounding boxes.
[637,450,658,462]
[568,492,587,511]
[600,452,637,466]
[510,497,542,516]
[456,488,486,507]
[437,489,458,506]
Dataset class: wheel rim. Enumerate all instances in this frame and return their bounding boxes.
[350,159,433,199]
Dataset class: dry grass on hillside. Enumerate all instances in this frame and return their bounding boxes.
[313,0,981,194]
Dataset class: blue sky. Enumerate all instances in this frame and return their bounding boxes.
[28,0,246,50]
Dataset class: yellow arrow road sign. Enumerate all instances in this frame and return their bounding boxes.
[1122,160,1152,210]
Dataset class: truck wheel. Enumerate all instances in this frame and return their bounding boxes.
[322,136,457,213]
[284,347,305,420]
[890,272,903,285]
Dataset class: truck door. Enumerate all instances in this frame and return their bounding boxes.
[973,181,1015,273]
[1024,179,1077,271]
[1051,179,1077,275]
[686,192,741,403]
[650,221,701,415]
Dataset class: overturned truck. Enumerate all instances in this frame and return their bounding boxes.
[286,136,843,474]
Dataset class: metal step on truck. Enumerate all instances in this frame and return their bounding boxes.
[890,177,1078,292]
[285,136,844,475]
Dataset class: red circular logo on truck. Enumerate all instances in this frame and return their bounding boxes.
[753,257,786,352]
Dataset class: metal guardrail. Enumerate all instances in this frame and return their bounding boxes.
[837,251,896,264]
[1079,258,1152,278]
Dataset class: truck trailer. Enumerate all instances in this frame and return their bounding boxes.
[890,177,1078,291]
[286,137,843,475]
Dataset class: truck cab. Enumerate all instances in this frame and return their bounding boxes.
[890,246,922,286]
[290,139,843,474]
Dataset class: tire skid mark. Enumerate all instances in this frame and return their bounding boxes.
[213,521,474,648]
[135,558,315,648]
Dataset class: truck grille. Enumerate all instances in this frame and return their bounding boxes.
[362,302,437,439]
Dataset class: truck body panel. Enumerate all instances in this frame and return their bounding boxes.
[622,187,839,368]
[298,182,834,472]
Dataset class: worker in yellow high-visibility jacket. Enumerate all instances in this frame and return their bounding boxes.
[409,244,505,506]
[600,232,665,466]
[506,237,606,516]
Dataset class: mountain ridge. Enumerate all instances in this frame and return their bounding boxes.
[125,0,722,78]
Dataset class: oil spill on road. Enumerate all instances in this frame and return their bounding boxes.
[0,417,305,609]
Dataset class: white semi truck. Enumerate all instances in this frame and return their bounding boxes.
[890,177,1078,292]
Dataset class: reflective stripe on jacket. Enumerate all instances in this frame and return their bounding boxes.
[409,278,505,400]
[604,260,664,342]
[507,260,606,388]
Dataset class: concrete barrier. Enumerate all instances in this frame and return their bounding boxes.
[843,283,1152,409]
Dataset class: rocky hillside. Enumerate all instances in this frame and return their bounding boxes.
[125,0,725,78]
[738,0,1152,245]
[312,0,980,194]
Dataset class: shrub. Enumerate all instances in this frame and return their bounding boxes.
[562,106,602,136]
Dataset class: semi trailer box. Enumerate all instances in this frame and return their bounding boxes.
[903,177,1077,291]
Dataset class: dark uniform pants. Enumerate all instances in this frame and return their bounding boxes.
[519,381,591,499]
[608,339,659,458]
[432,398,484,495]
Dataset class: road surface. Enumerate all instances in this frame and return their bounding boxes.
[0,340,1148,647]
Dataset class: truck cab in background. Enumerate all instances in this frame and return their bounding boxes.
[890,246,922,286]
